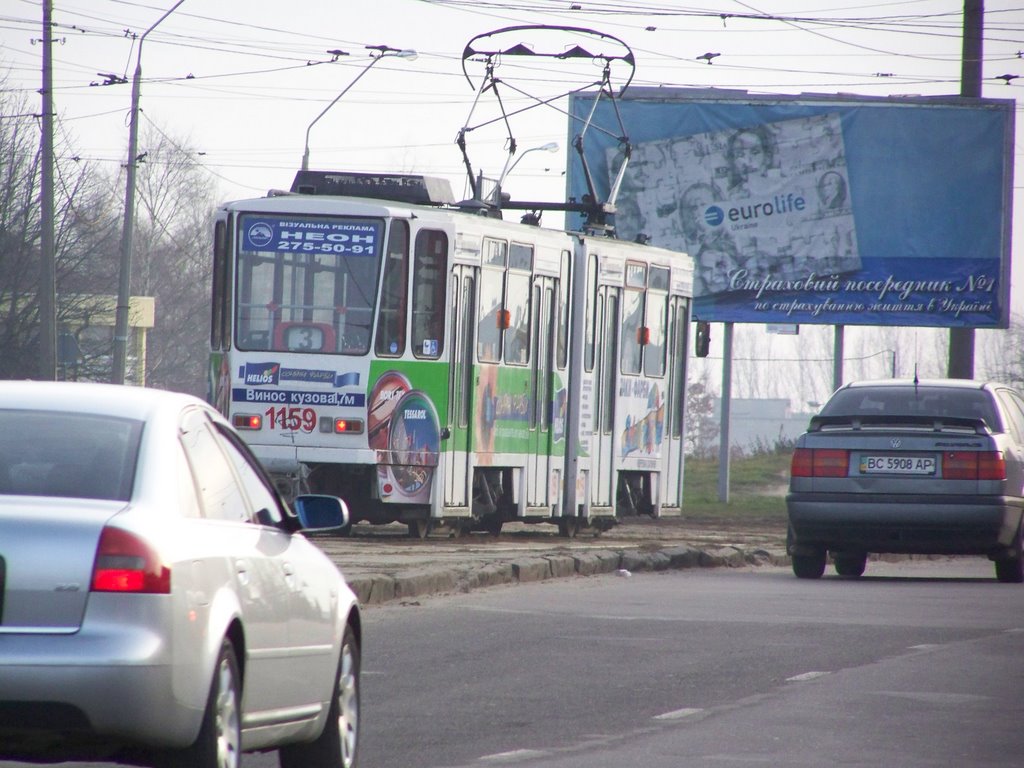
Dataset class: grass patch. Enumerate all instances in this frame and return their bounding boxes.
[682,451,791,521]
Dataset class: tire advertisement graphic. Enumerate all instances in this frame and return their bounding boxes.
[368,371,440,504]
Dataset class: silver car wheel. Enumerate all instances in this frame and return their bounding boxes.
[338,636,360,768]
[160,640,241,768]
[278,624,360,768]
[215,650,242,768]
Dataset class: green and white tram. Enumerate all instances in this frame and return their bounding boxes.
[210,171,693,536]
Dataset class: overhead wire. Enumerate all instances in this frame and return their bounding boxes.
[5,1,1020,192]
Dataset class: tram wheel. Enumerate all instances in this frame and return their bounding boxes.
[481,515,503,537]
[558,517,579,539]
[407,519,431,539]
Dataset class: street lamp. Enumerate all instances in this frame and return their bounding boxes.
[111,0,186,385]
[490,141,559,204]
[301,46,417,171]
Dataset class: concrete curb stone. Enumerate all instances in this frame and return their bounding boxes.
[699,546,747,568]
[545,554,577,579]
[458,562,516,593]
[343,544,791,606]
[512,558,553,583]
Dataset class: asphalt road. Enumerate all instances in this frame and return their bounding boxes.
[354,558,1021,768]
[5,548,1019,768]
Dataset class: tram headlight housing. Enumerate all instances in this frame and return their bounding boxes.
[319,417,364,435]
[233,413,262,430]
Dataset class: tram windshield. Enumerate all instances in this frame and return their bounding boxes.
[235,214,384,355]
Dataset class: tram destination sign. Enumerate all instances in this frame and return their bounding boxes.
[240,215,382,256]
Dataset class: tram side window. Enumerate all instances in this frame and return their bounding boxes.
[602,292,618,434]
[670,300,689,440]
[592,293,604,435]
[412,230,448,359]
[374,220,409,357]
[557,250,569,370]
[620,288,644,375]
[477,268,504,362]
[504,243,534,367]
[584,253,597,372]
[477,239,507,363]
[644,292,668,377]
[504,270,530,366]
[211,220,227,349]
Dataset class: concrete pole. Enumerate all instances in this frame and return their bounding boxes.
[38,0,56,380]
[948,0,983,379]
[111,0,185,385]
[833,324,844,391]
[717,322,733,503]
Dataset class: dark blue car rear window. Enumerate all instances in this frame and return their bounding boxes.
[0,411,143,501]
[821,387,1000,430]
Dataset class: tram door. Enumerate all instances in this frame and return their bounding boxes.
[591,286,619,508]
[445,266,475,507]
[528,277,556,507]
[662,297,689,509]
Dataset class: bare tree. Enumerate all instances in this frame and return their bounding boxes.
[685,367,719,458]
[0,85,120,381]
[977,314,1024,388]
[126,125,217,396]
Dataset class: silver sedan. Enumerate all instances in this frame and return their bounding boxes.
[0,381,361,768]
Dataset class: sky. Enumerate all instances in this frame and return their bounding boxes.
[2,0,1023,394]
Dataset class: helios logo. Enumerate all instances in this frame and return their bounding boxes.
[242,362,280,385]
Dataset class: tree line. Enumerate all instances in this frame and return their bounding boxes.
[1,82,215,396]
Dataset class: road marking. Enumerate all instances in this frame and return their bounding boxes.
[874,691,989,705]
[786,671,830,682]
[654,707,704,720]
[908,644,941,651]
[480,749,551,762]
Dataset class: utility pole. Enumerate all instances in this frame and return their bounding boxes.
[948,0,983,379]
[38,0,56,380]
[111,0,185,385]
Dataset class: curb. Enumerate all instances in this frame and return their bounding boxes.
[344,544,791,606]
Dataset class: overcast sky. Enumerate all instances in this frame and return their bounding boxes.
[2,1,1023,373]
[3,2,1019,196]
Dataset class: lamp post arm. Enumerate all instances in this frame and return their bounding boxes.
[491,141,558,204]
[111,0,185,385]
[302,56,383,171]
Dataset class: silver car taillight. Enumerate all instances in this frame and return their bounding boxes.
[90,526,171,594]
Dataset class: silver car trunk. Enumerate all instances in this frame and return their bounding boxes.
[0,500,120,631]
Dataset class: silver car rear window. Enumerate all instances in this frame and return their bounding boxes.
[820,387,1000,430]
[0,411,143,501]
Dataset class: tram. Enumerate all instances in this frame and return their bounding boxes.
[210,169,693,536]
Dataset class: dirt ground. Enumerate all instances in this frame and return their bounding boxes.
[313,514,789,579]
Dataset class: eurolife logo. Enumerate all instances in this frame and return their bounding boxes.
[247,221,274,248]
[703,192,806,228]
[704,206,725,227]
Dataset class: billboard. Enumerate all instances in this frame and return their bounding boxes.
[567,88,1014,328]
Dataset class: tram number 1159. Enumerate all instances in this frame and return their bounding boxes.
[266,406,317,432]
